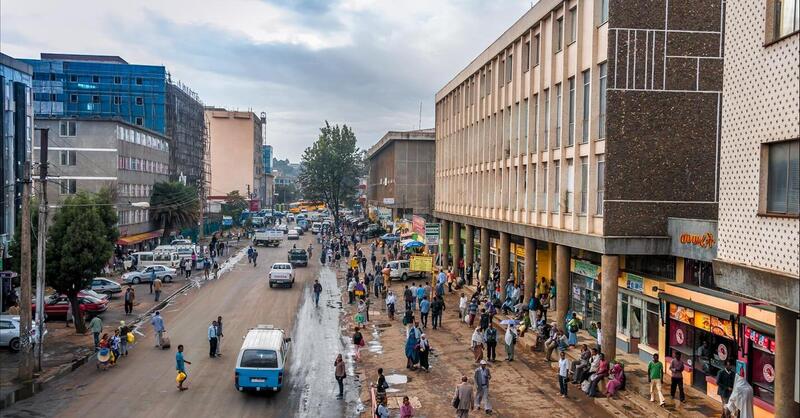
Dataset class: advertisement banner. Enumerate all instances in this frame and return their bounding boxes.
[410,255,433,272]
[572,259,600,279]
[425,223,440,246]
[412,215,426,235]
[669,304,695,325]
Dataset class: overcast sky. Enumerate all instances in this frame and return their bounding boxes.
[1,0,535,161]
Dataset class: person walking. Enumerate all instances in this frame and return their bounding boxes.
[334,354,346,399]
[175,344,191,391]
[89,315,103,350]
[417,333,431,371]
[566,312,581,347]
[149,269,155,294]
[124,286,135,316]
[716,360,735,417]
[453,376,474,418]
[458,293,467,320]
[431,295,445,330]
[386,290,396,320]
[179,258,186,278]
[118,321,130,357]
[558,351,570,398]
[473,360,492,414]
[151,311,165,348]
[484,325,498,362]
[471,327,485,363]
[216,316,223,356]
[405,323,421,369]
[504,325,517,361]
[669,351,686,402]
[313,280,323,307]
[153,277,163,302]
[467,297,479,327]
[208,320,218,357]
[375,398,390,418]
[648,353,666,406]
[420,296,430,328]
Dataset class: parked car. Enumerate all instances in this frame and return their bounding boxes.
[386,260,425,281]
[32,294,109,319]
[287,229,299,240]
[88,277,122,298]
[170,239,193,246]
[79,289,110,301]
[121,265,176,284]
[268,263,295,288]
[0,315,46,352]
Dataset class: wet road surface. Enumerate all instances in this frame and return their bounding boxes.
[0,235,351,418]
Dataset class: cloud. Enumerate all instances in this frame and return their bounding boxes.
[1,0,534,160]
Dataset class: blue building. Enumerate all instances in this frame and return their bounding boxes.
[23,54,166,134]
[1,53,33,266]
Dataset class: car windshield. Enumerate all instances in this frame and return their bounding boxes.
[274,264,290,269]
[240,349,278,368]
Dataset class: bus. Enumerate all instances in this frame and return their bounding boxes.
[288,201,325,214]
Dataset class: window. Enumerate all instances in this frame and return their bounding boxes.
[114,96,121,105]
[555,83,562,148]
[541,163,548,210]
[569,7,578,44]
[532,94,539,152]
[49,73,56,81]
[553,160,561,212]
[543,89,550,150]
[70,75,77,82]
[599,0,609,24]
[114,76,121,84]
[487,68,493,95]
[499,59,505,88]
[580,157,588,214]
[60,150,77,166]
[596,156,605,215]
[50,93,57,101]
[506,54,513,83]
[59,121,77,137]
[523,98,529,144]
[769,0,800,40]
[92,75,99,83]
[533,34,541,66]
[60,179,77,195]
[568,77,575,146]
[582,70,591,143]
[598,63,608,139]
[135,117,144,126]
[566,159,574,213]
[70,94,78,103]
[135,97,143,105]
[523,41,531,72]
[555,17,564,51]
[135,77,143,85]
[92,95,100,103]
[764,139,800,215]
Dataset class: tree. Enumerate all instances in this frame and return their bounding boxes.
[149,181,200,241]
[298,122,364,228]
[275,183,298,207]
[221,190,248,226]
[46,191,118,333]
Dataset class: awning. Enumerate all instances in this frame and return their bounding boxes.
[117,230,163,246]
[659,292,737,322]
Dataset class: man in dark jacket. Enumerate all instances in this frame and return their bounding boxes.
[716,360,735,417]
[479,308,490,331]
[431,296,446,329]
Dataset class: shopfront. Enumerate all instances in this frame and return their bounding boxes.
[570,259,602,326]
[740,307,779,417]
[615,271,665,361]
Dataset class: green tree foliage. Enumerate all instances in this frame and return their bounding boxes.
[298,122,364,227]
[275,183,298,207]
[221,190,248,226]
[46,191,118,333]
[149,181,200,241]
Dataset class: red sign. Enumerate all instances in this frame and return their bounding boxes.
[679,232,715,248]
[249,199,260,212]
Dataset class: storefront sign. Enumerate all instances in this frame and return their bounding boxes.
[424,223,440,246]
[744,327,776,353]
[624,273,644,292]
[382,197,395,205]
[412,215,425,235]
[572,260,600,279]
[667,218,718,262]
[669,304,695,325]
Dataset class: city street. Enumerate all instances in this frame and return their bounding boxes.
[1,235,353,418]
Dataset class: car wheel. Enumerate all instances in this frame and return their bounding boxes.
[9,338,20,352]
[163,275,172,283]
[105,291,113,298]
[402,273,407,281]
[133,277,141,284]
[269,283,273,288]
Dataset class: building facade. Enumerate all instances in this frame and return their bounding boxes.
[367,129,436,220]
[204,107,265,205]
[166,77,207,189]
[429,0,780,412]
[262,144,275,209]
[34,119,169,249]
[23,54,166,134]
[714,1,800,415]
[0,53,33,264]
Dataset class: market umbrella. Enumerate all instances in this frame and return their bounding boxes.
[404,240,424,249]
[380,233,400,242]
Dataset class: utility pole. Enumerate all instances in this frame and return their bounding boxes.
[18,160,33,381]
[35,129,49,372]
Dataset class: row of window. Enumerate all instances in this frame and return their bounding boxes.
[36,72,146,85]
[117,156,168,174]
[118,183,154,198]
[118,209,150,226]
[764,139,800,216]
[117,126,169,152]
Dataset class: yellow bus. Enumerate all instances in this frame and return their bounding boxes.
[289,201,325,214]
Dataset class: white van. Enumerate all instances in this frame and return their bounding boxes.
[131,251,182,269]
[235,325,291,392]
[310,222,322,234]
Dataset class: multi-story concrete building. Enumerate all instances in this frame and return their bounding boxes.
[204,107,265,205]
[714,1,799,416]
[431,0,774,409]
[0,53,33,265]
[166,77,207,189]
[262,144,275,210]
[34,119,169,250]
[367,129,436,220]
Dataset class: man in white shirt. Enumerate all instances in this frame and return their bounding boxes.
[558,351,571,397]
[459,293,468,320]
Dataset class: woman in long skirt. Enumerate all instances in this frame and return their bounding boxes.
[471,327,485,363]
[417,334,431,371]
[405,329,419,369]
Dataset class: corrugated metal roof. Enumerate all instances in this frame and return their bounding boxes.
[242,326,285,351]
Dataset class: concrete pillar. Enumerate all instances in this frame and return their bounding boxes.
[452,222,462,274]
[465,225,475,281]
[523,238,536,305]
[499,232,510,301]
[600,255,619,361]
[480,228,490,287]
[775,306,800,418]
[440,219,450,270]
[555,245,570,329]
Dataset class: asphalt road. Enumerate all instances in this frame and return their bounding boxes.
[1,233,353,418]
